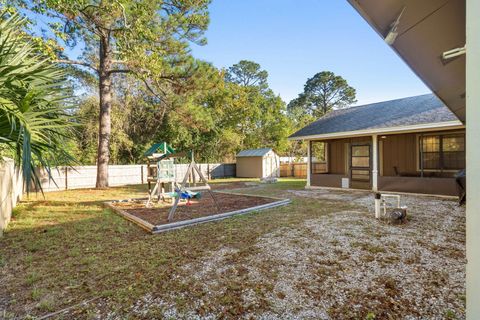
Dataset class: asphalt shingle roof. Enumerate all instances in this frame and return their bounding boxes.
[289,94,459,139]
[236,148,272,157]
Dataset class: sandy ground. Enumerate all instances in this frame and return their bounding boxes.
[113,191,276,225]
[106,188,466,319]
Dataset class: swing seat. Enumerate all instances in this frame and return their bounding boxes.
[178,190,201,199]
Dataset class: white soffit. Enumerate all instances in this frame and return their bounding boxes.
[347,0,466,122]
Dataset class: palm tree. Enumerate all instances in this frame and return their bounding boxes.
[0,13,75,192]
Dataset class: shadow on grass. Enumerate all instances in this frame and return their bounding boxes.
[0,179,316,319]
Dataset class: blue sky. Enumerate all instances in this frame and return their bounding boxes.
[190,0,430,105]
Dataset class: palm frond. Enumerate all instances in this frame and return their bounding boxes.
[0,12,76,193]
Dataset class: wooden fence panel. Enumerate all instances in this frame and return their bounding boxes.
[293,164,307,178]
[280,163,307,178]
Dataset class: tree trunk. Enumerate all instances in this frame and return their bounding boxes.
[96,37,113,188]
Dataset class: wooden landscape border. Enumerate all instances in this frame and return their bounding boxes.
[104,191,291,234]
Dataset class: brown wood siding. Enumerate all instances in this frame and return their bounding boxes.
[328,140,346,174]
[381,133,417,176]
[380,129,465,177]
[311,137,373,175]
[311,174,345,188]
[236,157,262,178]
[378,176,459,196]
[328,137,372,175]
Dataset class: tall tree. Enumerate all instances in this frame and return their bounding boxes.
[285,102,314,160]
[225,60,268,90]
[19,0,211,187]
[288,71,356,118]
[224,60,289,153]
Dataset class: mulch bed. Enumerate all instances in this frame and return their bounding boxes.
[112,192,276,225]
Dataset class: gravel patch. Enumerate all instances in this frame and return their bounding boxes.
[118,189,465,319]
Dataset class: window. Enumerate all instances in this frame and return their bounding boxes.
[310,141,327,174]
[421,136,441,169]
[419,133,465,171]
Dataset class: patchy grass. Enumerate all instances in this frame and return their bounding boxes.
[0,178,465,319]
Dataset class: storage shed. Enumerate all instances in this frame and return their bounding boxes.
[236,148,280,178]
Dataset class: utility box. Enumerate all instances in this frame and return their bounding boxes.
[342,178,350,188]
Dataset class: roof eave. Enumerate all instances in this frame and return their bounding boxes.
[346,0,466,122]
[288,120,464,141]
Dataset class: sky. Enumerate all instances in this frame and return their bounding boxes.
[189,0,431,106]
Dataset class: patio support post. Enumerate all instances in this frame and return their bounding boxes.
[420,133,424,178]
[306,140,311,187]
[372,134,378,191]
[466,0,480,317]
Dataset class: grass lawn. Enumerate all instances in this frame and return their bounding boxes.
[0,179,465,319]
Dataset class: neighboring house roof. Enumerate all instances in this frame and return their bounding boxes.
[236,148,273,157]
[289,94,461,139]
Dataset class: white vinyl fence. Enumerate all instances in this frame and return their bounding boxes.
[37,163,236,192]
[0,158,23,235]
[0,161,235,233]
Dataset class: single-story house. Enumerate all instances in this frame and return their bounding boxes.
[289,94,465,196]
[346,1,478,317]
[236,148,280,178]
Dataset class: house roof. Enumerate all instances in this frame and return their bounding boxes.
[289,94,461,140]
[236,148,273,157]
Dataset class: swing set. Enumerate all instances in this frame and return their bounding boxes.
[144,142,219,222]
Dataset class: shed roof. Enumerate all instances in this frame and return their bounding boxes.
[236,148,273,157]
[289,94,460,139]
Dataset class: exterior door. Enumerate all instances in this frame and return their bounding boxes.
[350,144,371,188]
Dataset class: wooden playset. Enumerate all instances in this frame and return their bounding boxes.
[105,142,291,234]
[144,142,219,222]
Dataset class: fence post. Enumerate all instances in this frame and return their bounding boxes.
[193,164,197,186]
[65,166,68,190]
[141,165,144,184]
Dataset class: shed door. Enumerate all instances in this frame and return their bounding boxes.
[265,157,271,177]
[350,144,371,188]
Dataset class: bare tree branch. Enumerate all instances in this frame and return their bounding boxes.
[138,76,167,100]
[113,0,130,29]
[109,69,131,74]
